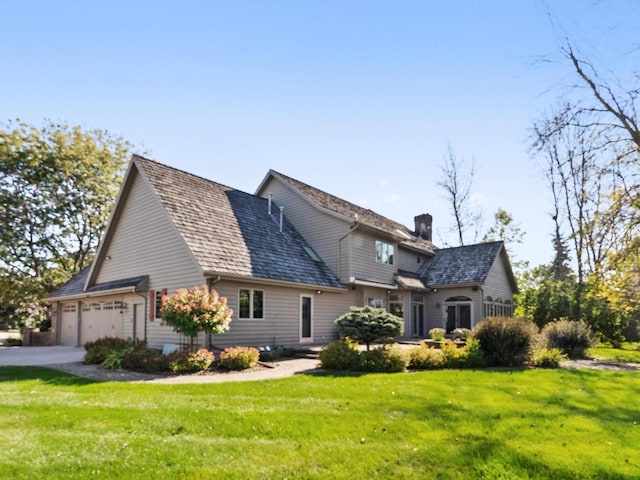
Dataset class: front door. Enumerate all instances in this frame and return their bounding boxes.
[300,295,313,343]
[412,302,424,337]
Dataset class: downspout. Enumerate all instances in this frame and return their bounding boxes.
[207,276,222,348]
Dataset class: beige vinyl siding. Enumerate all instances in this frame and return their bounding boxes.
[397,248,424,273]
[350,231,396,285]
[259,178,350,278]
[483,253,515,302]
[91,170,205,348]
[95,170,204,291]
[203,280,358,348]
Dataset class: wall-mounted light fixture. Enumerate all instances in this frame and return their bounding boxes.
[106,255,112,260]
[316,290,322,295]
[436,301,441,309]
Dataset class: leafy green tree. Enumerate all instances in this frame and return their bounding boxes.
[335,306,403,350]
[482,208,528,273]
[0,119,132,325]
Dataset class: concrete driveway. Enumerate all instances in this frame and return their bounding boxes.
[0,346,85,366]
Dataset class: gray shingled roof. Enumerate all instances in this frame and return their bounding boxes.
[135,156,343,289]
[271,171,436,254]
[48,268,148,299]
[419,241,507,287]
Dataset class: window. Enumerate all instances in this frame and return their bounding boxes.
[239,289,264,319]
[389,293,403,318]
[368,297,384,308]
[375,240,394,265]
[155,291,163,319]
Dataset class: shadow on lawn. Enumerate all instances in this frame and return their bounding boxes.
[0,366,97,386]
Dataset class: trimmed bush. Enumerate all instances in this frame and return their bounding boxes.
[473,317,538,367]
[219,346,260,370]
[167,348,214,373]
[407,342,444,370]
[408,339,487,370]
[320,339,362,371]
[335,306,403,350]
[532,348,566,368]
[540,319,594,359]
[360,345,406,373]
[6,337,22,346]
[84,337,133,365]
[122,348,168,372]
[429,328,445,341]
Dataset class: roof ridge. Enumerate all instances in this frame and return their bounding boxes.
[271,169,412,232]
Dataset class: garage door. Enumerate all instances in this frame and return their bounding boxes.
[80,300,124,345]
[60,303,78,346]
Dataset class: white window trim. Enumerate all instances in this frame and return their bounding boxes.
[299,294,313,343]
[375,240,395,265]
[238,288,265,320]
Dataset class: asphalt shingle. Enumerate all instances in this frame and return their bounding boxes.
[135,156,344,289]
[419,241,505,287]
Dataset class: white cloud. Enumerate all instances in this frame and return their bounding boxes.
[385,193,402,204]
[380,179,390,188]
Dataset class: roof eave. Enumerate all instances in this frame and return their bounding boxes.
[204,271,347,293]
[44,285,139,303]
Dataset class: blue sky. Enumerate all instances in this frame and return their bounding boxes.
[2,0,638,268]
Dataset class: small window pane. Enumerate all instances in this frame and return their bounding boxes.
[239,290,250,318]
[253,291,264,319]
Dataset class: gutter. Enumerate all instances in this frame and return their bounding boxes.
[44,285,140,303]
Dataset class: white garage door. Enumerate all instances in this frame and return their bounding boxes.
[60,303,78,346]
[80,300,124,345]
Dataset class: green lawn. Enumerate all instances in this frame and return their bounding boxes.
[1,367,639,479]
[588,342,640,363]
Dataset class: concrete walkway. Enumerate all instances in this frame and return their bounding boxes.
[0,346,86,366]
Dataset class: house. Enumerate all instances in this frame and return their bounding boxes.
[47,155,517,349]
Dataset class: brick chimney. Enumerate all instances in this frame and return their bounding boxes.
[414,213,432,241]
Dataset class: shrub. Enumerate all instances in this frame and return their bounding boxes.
[473,317,538,367]
[84,337,133,365]
[219,346,260,370]
[532,347,566,368]
[359,345,406,373]
[407,341,444,370]
[122,348,168,372]
[319,339,362,371]
[457,338,487,368]
[540,319,594,359]
[167,348,214,374]
[6,337,22,346]
[429,328,445,341]
[335,306,403,350]
[100,347,133,370]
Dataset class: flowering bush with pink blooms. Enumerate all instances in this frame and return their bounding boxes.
[219,346,260,370]
[161,285,233,348]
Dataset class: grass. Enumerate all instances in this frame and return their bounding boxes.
[588,342,640,363]
[1,367,639,479]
